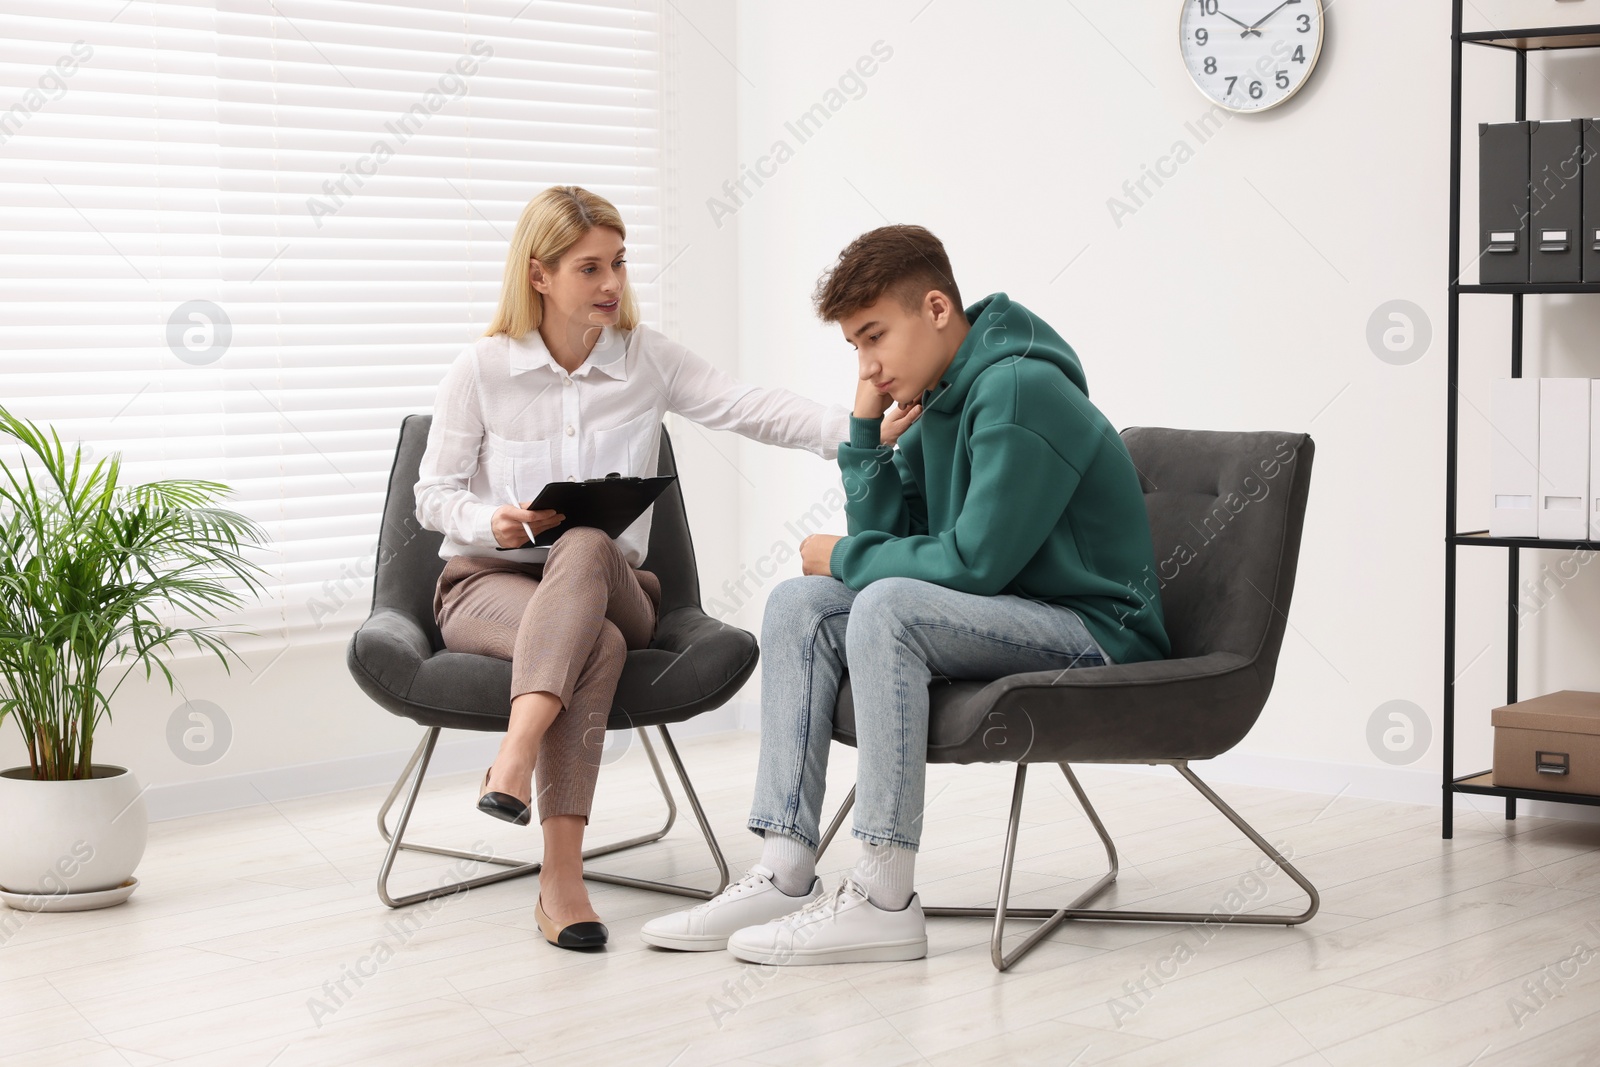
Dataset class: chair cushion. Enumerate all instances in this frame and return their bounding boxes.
[348,605,758,733]
[829,651,1258,764]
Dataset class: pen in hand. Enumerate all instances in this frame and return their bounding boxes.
[502,486,537,547]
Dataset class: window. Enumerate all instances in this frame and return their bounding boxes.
[0,0,664,659]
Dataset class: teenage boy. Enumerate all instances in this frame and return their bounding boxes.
[641,224,1170,963]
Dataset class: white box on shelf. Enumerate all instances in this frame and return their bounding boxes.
[1538,378,1590,541]
[1592,380,1600,542]
[1490,377,1539,537]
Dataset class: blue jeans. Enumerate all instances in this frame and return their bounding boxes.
[747,575,1112,853]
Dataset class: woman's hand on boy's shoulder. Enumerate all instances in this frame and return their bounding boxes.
[800,533,842,576]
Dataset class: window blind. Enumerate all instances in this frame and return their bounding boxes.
[0,0,664,660]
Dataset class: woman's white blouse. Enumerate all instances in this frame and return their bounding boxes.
[415,323,853,568]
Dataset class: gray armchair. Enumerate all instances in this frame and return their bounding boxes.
[814,427,1319,970]
[349,414,753,908]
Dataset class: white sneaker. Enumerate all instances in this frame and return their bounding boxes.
[639,864,821,951]
[725,876,927,965]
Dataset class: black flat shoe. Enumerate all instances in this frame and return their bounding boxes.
[477,766,531,826]
[536,895,608,950]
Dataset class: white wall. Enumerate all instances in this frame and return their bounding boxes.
[30,0,1600,824]
[723,0,1600,818]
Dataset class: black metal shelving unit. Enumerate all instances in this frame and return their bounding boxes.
[1444,8,1600,837]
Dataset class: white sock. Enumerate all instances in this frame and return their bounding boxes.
[759,831,816,896]
[854,840,916,911]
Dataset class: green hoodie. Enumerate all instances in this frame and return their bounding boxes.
[827,292,1170,666]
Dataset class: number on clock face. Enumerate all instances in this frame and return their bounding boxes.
[1179,0,1323,113]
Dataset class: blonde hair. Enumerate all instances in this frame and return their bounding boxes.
[484,185,641,338]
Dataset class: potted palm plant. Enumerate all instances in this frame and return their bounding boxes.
[0,406,268,910]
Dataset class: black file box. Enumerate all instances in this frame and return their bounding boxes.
[1530,119,1583,284]
[1584,119,1600,283]
[1480,121,1531,284]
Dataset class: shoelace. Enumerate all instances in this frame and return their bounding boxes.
[690,867,774,914]
[779,876,868,927]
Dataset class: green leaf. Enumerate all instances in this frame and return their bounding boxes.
[0,405,271,779]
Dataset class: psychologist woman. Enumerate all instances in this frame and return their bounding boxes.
[413,185,919,951]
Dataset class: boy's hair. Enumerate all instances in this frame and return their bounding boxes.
[812,224,963,323]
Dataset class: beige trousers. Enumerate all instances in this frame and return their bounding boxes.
[433,527,662,823]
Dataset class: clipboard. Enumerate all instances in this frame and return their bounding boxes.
[495,472,678,550]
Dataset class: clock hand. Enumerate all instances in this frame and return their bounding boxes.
[1243,0,1293,36]
[1213,7,1255,34]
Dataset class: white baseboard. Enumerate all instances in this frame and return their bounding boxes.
[141,701,747,823]
[140,697,1600,827]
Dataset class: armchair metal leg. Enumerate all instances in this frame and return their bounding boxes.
[813,760,1319,971]
[581,725,732,899]
[376,724,730,908]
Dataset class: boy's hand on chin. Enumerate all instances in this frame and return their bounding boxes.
[853,378,921,448]
[879,399,921,448]
[800,533,843,576]
[854,377,894,419]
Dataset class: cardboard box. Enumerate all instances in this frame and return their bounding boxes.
[1492,690,1600,795]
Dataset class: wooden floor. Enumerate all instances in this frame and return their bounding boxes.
[5,731,1600,1066]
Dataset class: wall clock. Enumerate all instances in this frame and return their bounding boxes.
[1179,0,1325,114]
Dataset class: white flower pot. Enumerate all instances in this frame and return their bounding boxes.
[0,764,147,906]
